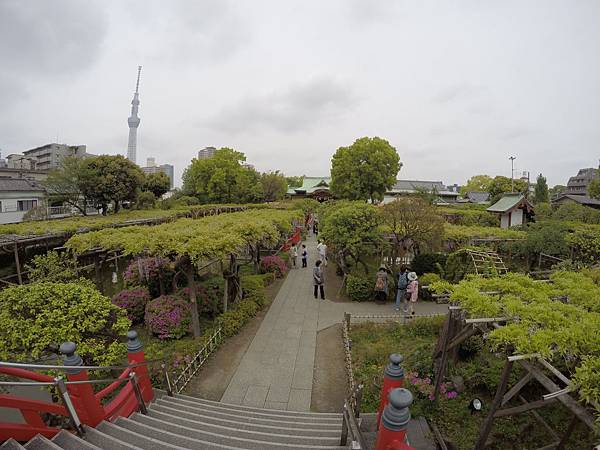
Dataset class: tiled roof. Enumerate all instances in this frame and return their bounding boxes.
[287,177,330,194]
[487,194,532,213]
[553,194,600,207]
[0,178,46,192]
[465,191,490,203]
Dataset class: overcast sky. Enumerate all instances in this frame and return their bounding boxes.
[1,0,599,187]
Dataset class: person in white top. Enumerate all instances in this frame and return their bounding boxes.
[316,241,327,266]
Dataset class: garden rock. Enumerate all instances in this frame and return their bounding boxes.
[450,375,465,393]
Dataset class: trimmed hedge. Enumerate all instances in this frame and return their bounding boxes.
[347,274,373,302]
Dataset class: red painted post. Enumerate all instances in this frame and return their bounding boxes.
[59,342,105,426]
[377,353,405,429]
[127,330,154,402]
[375,388,416,450]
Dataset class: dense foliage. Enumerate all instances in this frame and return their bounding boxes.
[534,173,549,204]
[145,295,192,339]
[260,255,287,278]
[460,175,493,195]
[24,251,79,283]
[443,224,526,246]
[124,257,174,298]
[488,176,528,204]
[346,274,373,301]
[44,156,94,215]
[410,252,447,276]
[142,172,171,198]
[0,282,130,365]
[112,287,151,323]
[329,137,401,203]
[431,272,600,421]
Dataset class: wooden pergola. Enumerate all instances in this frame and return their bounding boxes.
[432,306,599,449]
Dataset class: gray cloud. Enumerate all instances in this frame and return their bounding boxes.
[207,77,358,134]
[432,84,486,104]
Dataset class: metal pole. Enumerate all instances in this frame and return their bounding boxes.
[129,372,148,415]
[509,156,516,192]
[55,377,84,437]
[161,363,173,396]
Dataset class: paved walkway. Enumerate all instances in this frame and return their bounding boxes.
[221,236,447,411]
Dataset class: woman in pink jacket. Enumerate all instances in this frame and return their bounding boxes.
[406,272,419,316]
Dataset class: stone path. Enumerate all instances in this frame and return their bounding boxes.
[221,236,447,411]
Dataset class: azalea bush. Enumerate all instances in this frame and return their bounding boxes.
[145,295,192,339]
[123,257,175,298]
[260,255,287,278]
[346,274,373,302]
[112,287,151,323]
[180,284,221,317]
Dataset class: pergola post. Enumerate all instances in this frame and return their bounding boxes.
[13,242,22,285]
[184,260,201,338]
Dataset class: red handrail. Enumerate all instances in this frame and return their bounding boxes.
[0,395,69,441]
[95,368,131,401]
[0,367,54,383]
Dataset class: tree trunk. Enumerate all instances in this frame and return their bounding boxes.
[184,263,201,338]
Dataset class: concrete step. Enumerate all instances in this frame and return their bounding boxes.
[0,439,26,450]
[23,436,62,450]
[152,400,342,432]
[158,396,341,424]
[171,392,340,418]
[96,421,183,450]
[130,411,346,450]
[51,430,102,450]
[82,425,144,450]
[132,409,339,446]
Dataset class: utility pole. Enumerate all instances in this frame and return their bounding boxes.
[509,156,516,192]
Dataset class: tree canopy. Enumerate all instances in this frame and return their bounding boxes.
[460,175,493,195]
[182,148,263,203]
[260,171,288,202]
[81,155,145,214]
[488,175,528,204]
[142,172,171,198]
[534,173,549,204]
[588,174,600,200]
[44,156,93,215]
[330,137,401,203]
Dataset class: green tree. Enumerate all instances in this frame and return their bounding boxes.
[0,282,130,365]
[286,176,303,188]
[24,251,79,283]
[380,198,444,266]
[136,191,156,209]
[330,137,401,203]
[81,155,145,214]
[320,202,383,274]
[534,173,549,204]
[260,171,288,202]
[549,184,567,199]
[142,172,171,198]
[488,176,528,204]
[43,156,93,215]
[460,175,493,195]
[182,148,263,203]
[588,176,600,200]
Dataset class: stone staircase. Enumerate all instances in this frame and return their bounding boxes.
[0,390,345,450]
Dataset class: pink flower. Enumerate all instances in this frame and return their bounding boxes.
[446,391,458,399]
[428,394,435,401]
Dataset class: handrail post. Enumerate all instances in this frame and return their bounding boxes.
[377,354,405,429]
[129,372,148,415]
[60,342,105,427]
[355,383,363,419]
[161,363,174,396]
[55,376,84,437]
[375,388,416,450]
[127,330,154,402]
[340,402,349,446]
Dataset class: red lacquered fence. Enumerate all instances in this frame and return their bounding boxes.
[0,331,154,441]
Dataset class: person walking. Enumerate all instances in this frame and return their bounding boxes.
[313,260,325,300]
[313,220,319,236]
[301,244,308,268]
[395,265,409,312]
[374,265,389,303]
[406,272,419,316]
[291,244,298,268]
[316,240,328,266]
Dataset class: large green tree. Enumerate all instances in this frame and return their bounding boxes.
[460,175,493,195]
[81,155,145,214]
[488,175,528,204]
[330,137,401,203]
[43,156,94,215]
[588,173,600,200]
[534,173,549,204]
[260,171,288,202]
[183,148,263,203]
[142,172,171,198]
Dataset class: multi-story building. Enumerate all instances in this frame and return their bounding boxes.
[565,168,598,196]
[197,146,216,160]
[141,158,174,189]
[8,143,88,171]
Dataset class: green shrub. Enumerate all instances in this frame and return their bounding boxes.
[410,253,447,276]
[24,251,79,283]
[419,272,441,286]
[346,274,373,301]
[0,282,130,365]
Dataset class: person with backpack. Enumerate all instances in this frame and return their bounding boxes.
[395,265,409,312]
[313,260,325,300]
[301,244,308,268]
[374,265,389,303]
[406,272,419,316]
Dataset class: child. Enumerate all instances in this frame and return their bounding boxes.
[406,272,419,316]
[291,244,298,268]
[301,244,308,268]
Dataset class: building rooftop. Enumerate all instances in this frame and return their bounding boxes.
[487,194,533,214]
[287,177,330,194]
[0,178,46,192]
[553,194,600,207]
